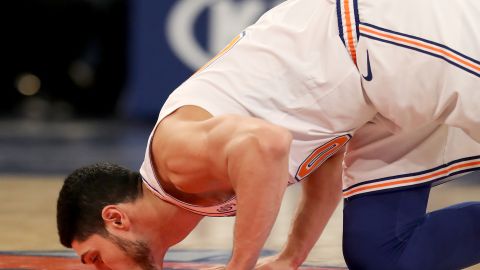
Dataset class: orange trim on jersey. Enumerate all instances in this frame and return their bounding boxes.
[343,0,357,65]
[359,26,480,72]
[296,135,350,180]
[343,160,480,197]
[194,32,245,75]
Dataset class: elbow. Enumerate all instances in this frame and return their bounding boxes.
[252,124,293,158]
[271,127,293,156]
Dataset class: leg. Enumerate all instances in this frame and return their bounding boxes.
[399,201,480,270]
[343,185,480,270]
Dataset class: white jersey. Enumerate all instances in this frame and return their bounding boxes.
[339,0,480,198]
[141,0,480,215]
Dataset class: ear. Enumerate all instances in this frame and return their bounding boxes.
[101,205,131,232]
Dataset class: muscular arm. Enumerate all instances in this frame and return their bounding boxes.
[156,109,292,270]
[257,151,344,269]
[223,118,292,269]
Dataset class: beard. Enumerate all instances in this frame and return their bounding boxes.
[107,233,158,270]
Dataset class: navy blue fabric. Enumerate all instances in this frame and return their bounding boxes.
[343,185,480,270]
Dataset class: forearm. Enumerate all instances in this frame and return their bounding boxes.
[278,153,344,268]
[280,183,341,267]
[226,130,292,269]
[229,167,288,269]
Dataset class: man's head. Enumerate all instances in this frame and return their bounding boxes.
[57,162,143,247]
[57,162,204,269]
[57,162,158,269]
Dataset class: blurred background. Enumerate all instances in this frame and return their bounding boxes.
[0,0,281,174]
[0,0,295,255]
[0,0,479,269]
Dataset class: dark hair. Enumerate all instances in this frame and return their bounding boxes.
[56,162,143,248]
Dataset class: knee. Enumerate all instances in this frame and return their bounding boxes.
[342,230,394,270]
[394,254,451,270]
[342,229,423,270]
[343,246,424,270]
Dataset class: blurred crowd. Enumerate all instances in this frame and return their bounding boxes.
[2,0,127,119]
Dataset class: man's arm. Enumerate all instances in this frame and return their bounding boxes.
[219,116,293,270]
[157,111,293,270]
[255,151,344,269]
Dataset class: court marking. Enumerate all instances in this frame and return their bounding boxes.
[0,251,347,270]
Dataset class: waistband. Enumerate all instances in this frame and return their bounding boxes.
[343,155,480,199]
[336,0,360,65]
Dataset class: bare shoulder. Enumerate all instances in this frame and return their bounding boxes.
[149,105,292,193]
[154,105,291,157]
[150,106,213,178]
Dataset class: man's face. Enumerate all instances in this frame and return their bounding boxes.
[72,234,159,270]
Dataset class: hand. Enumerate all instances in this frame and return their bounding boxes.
[254,255,297,270]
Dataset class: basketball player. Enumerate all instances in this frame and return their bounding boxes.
[57,0,480,269]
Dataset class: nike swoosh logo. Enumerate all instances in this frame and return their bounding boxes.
[362,50,373,81]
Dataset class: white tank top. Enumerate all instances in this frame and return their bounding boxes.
[140,0,375,216]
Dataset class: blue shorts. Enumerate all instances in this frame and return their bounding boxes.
[343,185,480,270]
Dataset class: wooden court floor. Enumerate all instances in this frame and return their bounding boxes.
[0,174,479,269]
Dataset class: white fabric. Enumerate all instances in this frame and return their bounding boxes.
[140,0,480,215]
